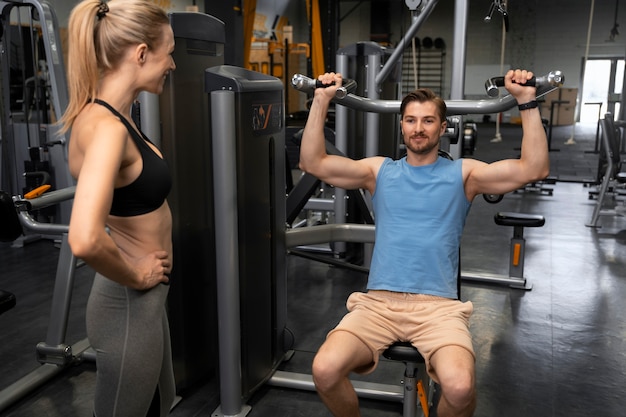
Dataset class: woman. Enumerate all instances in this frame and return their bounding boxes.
[61,1,177,415]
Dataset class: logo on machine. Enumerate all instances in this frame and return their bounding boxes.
[252,103,281,132]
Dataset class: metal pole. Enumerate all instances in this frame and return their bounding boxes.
[365,53,381,158]
[363,53,380,268]
[492,15,506,143]
[210,90,250,417]
[375,0,439,86]
[44,233,76,346]
[449,0,469,159]
[334,53,349,257]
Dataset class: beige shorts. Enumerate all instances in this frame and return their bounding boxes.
[328,290,475,378]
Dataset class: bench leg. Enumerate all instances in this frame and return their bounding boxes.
[508,226,532,290]
[403,362,418,417]
[509,228,525,279]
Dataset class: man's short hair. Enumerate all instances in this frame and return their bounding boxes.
[400,89,447,123]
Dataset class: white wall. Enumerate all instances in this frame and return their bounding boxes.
[335,0,626,97]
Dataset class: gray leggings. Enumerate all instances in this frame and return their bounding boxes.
[87,274,175,417]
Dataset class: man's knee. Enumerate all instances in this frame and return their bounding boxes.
[440,369,475,409]
[311,349,341,392]
[312,332,372,392]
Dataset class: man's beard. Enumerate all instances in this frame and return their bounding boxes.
[404,135,439,155]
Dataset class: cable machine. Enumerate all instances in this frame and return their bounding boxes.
[0,0,74,226]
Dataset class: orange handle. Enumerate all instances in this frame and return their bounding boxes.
[24,184,51,199]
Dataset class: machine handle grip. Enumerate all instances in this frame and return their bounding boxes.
[291,74,357,99]
[485,70,564,97]
[24,184,51,199]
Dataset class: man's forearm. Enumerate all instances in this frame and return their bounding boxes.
[299,96,331,173]
[519,107,550,180]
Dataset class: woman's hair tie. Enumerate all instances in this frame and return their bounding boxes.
[96,1,109,19]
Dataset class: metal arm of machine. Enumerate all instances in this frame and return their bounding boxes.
[291,72,563,116]
[14,186,76,234]
[286,223,375,248]
[15,186,76,212]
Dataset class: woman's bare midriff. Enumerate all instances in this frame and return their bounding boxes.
[106,201,173,268]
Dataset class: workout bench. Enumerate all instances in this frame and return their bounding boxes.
[462,211,545,290]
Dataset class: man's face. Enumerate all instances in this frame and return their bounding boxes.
[400,100,446,156]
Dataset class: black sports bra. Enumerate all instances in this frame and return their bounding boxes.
[93,99,172,217]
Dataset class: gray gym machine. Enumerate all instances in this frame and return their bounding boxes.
[136,12,289,412]
[0,0,74,226]
[269,69,562,410]
[205,49,564,417]
[206,65,288,417]
[291,71,560,292]
[155,11,226,394]
[0,186,96,414]
[204,81,554,412]
[205,1,563,415]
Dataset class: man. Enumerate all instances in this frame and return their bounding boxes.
[299,69,549,417]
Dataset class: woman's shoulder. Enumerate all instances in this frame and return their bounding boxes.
[73,105,129,144]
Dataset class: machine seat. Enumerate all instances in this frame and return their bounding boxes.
[383,341,425,363]
[494,212,545,228]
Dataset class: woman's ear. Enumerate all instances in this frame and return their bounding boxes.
[135,43,148,65]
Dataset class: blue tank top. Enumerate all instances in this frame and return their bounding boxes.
[368,156,471,298]
[94,99,172,217]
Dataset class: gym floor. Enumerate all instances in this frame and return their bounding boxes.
[1,122,625,417]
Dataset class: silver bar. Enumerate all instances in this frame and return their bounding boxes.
[364,53,379,268]
[16,186,75,211]
[365,53,380,158]
[211,90,246,416]
[286,224,375,248]
[267,371,403,402]
[449,0,469,159]
[334,54,350,256]
[333,85,557,116]
[375,0,439,86]
[18,212,68,235]
[44,233,76,346]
